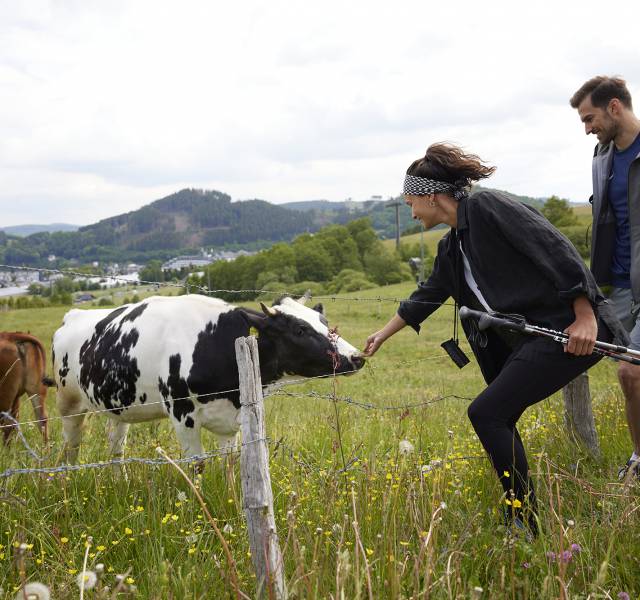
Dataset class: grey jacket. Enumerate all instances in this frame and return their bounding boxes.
[590,142,640,307]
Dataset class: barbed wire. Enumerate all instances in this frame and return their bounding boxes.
[0,437,267,479]
[271,390,473,411]
[0,351,461,433]
[0,262,453,308]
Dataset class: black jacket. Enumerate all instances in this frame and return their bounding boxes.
[398,191,628,383]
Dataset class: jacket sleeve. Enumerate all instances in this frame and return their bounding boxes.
[397,236,451,333]
[477,193,601,305]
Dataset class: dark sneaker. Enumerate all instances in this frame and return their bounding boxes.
[617,459,640,482]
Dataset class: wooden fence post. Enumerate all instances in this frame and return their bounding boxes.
[235,336,287,600]
[562,372,601,457]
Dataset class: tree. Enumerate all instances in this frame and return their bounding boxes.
[363,244,412,286]
[541,196,578,227]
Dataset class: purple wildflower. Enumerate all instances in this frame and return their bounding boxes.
[570,543,581,554]
[559,550,573,563]
[617,593,630,600]
[546,551,556,562]
[522,562,530,569]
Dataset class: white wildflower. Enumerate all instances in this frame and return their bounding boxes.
[76,570,98,590]
[440,501,447,510]
[223,523,234,535]
[14,582,50,600]
[567,519,575,527]
[399,440,415,455]
[177,491,188,503]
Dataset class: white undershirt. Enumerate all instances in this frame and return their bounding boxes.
[459,242,493,312]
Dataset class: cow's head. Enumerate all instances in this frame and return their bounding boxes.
[243,295,364,378]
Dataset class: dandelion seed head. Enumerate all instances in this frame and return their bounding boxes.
[14,582,50,600]
[398,440,414,455]
[76,570,97,590]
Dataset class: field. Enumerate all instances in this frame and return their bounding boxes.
[1,282,639,599]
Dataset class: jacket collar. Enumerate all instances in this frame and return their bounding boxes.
[455,195,469,231]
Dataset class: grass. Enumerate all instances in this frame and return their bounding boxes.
[0,282,638,599]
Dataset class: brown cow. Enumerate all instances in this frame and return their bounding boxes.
[0,332,52,443]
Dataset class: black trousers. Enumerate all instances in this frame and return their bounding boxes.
[467,324,610,525]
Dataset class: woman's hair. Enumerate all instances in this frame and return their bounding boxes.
[406,143,496,191]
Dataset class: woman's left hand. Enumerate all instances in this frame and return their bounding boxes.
[564,297,598,355]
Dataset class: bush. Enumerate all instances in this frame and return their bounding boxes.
[98,296,113,306]
[327,269,376,294]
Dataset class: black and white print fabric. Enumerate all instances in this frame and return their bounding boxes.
[403,174,468,200]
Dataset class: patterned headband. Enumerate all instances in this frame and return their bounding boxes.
[403,174,468,200]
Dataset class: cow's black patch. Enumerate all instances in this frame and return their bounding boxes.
[78,306,141,415]
[185,416,194,428]
[122,302,148,323]
[139,393,147,404]
[157,353,195,423]
[58,353,69,387]
[187,309,258,410]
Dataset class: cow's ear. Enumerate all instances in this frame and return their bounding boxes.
[312,302,325,315]
[239,309,270,332]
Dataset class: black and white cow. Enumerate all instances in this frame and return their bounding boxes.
[52,294,364,462]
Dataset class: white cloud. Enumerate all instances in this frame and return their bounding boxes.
[1,0,639,225]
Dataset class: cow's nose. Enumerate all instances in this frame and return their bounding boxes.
[351,355,366,370]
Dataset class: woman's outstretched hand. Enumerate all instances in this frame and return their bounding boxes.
[362,314,408,357]
[363,331,386,357]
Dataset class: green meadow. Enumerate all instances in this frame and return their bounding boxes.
[1,281,638,599]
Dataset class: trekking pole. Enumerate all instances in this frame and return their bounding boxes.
[459,306,640,366]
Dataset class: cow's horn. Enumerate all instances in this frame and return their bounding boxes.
[260,302,277,317]
[297,290,312,305]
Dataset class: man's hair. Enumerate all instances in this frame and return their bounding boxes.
[570,76,633,110]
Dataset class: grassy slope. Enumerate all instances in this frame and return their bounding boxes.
[0,280,637,598]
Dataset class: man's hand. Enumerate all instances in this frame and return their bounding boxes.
[564,296,597,355]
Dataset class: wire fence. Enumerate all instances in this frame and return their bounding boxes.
[1,262,478,484]
[0,262,454,308]
[0,348,464,436]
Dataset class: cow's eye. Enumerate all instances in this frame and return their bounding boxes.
[296,327,304,336]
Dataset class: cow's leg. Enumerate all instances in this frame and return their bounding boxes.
[172,419,204,472]
[217,432,240,455]
[58,393,87,463]
[108,420,130,458]
[107,420,130,478]
[29,389,48,443]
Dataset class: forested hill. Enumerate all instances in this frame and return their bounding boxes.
[81,188,315,250]
[1,189,316,265]
[0,186,549,267]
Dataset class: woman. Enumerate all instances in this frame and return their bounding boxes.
[363,143,627,534]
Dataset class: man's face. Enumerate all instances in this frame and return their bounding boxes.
[577,96,619,145]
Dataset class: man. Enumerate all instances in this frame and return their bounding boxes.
[570,76,640,479]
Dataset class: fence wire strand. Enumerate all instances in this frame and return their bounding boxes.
[0,262,453,308]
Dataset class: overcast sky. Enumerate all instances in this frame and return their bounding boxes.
[1,0,639,227]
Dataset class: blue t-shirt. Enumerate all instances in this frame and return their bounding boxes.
[608,132,640,288]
